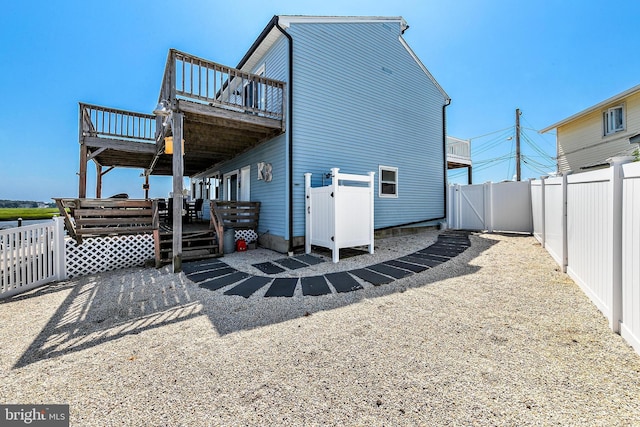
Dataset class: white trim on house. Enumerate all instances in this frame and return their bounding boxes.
[277,15,408,31]
[398,36,450,102]
[541,84,640,133]
[378,165,398,198]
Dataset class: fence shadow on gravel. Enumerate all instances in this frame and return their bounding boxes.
[11,233,497,368]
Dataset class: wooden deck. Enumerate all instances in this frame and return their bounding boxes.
[78,49,286,185]
[74,49,282,271]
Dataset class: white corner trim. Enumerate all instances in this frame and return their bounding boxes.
[398,36,449,102]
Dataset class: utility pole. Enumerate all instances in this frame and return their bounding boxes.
[515,108,521,181]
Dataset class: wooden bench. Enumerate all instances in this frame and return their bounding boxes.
[54,198,154,243]
[210,201,261,253]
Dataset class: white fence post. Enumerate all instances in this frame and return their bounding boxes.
[304,173,312,255]
[561,172,569,273]
[540,177,546,247]
[609,157,632,333]
[484,182,493,233]
[330,168,340,263]
[368,171,375,255]
[53,217,67,281]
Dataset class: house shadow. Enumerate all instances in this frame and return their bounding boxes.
[9,233,497,369]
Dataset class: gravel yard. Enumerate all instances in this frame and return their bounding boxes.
[1,231,639,426]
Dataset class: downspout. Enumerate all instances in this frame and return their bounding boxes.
[274,18,295,254]
[442,98,452,223]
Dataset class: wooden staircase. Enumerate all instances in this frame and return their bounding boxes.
[154,225,220,267]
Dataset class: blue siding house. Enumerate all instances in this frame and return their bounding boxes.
[193,15,450,253]
[75,15,450,260]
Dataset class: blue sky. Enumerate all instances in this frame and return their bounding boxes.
[1,0,639,202]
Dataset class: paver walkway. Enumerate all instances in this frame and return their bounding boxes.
[183,231,470,298]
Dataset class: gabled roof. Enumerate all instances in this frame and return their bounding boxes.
[540,83,640,133]
[236,15,449,102]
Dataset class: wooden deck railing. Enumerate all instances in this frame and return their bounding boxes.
[210,201,261,254]
[158,49,286,121]
[80,103,157,142]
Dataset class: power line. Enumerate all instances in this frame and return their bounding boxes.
[467,126,515,141]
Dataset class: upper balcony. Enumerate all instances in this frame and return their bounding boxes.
[154,49,286,175]
[446,136,471,169]
[79,49,286,182]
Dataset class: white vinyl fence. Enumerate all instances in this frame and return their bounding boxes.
[0,217,154,299]
[0,218,65,298]
[305,168,375,263]
[531,157,640,355]
[448,180,533,233]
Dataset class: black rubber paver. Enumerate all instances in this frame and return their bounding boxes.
[294,254,325,266]
[264,278,299,297]
[275,258,308,270]
[367,263,413,279]
[252,262,286,274]
[383,259,428,273]
[324,272,364,293]
[199,272,250,291]
[187,267,236,283]
[349,268,394,286]
[182,259,226,275]
[399,255,443,267]
[301,276,332,296]
[224,276,273,298]
[428,244,466,253]
[413,251,452,261]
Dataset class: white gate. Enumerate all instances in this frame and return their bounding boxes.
[305,168,375,263]
[448,181,533,233]
[0,218,65,299]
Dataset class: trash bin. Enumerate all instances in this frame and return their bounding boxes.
[223,228,235,254]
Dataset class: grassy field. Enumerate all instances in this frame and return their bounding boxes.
[0,208,60,221]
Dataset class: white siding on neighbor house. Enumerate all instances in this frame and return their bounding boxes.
[557,91,640,173]
[288,21,447,236]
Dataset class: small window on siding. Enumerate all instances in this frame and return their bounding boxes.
[603,105,625,136]
[379,166,398,198]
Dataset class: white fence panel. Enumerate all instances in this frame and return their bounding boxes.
[305,169,374,263]
[0,218,65,299]
[450,184,486,231]
[566,169,613,319]
[491,181,532,233]
[448,181,533,233]
[308,186,334,249]
[530,157,638,353]
[531,179,544,245]
[335,186,373,248]
[621,161,640,353]
[543,176,566,269]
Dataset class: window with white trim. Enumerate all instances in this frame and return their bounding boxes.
[603,105,625,136]
[379,166,398,198]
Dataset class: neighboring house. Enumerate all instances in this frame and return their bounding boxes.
[541,84,640,173]
[446,136,472,184]
[77,15,451,255]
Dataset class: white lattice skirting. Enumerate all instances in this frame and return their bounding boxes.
[65,234,154,278]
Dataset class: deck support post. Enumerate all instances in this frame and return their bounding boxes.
[96,163,102,199]
[171,112,184,273]
[79,143,88,198]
